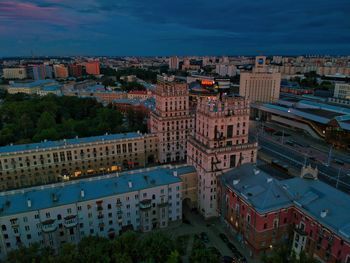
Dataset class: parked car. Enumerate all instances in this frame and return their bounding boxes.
[219,233,229,243]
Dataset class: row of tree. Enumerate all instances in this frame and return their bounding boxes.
[291,71,334,90]
[0,92,147,146]
[261,245,318,263]
[100,67,159,84]
[5,231,182,263]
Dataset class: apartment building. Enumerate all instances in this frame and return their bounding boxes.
[334,83,350,99]
[187,94,257,218]
[0,133,158,190]
[220,164,350,263]
[0,165,186,259]
[2,68,27,80]
[240,56,281,103]
[150,75,194,163]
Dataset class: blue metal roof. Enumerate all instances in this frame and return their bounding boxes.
[0,133,145,154]
[222,164,350,242]
[42,85,61,91]
[0,165,191,217]
[298,100,350,115]
[10,79,57,88]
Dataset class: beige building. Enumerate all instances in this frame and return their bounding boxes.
[0,132,158,191]
[3,68,27,79]
[334,83,350,99]
[150,75,194,163]
[240,56,281,103]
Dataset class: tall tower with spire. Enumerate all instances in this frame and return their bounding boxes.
[187,94,257,218]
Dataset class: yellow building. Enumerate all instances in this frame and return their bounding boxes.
[0,132,158,190]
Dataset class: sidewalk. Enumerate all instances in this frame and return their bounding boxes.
[163,208,262,263]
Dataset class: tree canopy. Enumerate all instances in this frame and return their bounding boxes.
[261,245,318,263]
[5,231,182,263]
[0,92,147,146]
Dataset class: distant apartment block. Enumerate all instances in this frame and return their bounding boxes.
[0,133,158,190]
[84,61,100,75]
[168,56,179,70]
[28,65,53,80]
[240,56,281,103]
[2,68,27,80]
[53,64,68,79]
[334,83,350,99]
[215,64,236,77]
[68,64,83,77]
[0,166,187,259]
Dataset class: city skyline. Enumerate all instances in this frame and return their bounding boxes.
[1,0,350,57]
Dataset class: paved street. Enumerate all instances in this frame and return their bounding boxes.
[257,134,350,193]
[162,206,261,263]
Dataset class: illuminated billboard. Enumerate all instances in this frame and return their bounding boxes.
[201,79,215,86]
[258,58,264,65]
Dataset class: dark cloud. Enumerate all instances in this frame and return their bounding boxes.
[0,0,349,56]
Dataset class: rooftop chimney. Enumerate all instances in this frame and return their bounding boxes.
[320,209,329,218]
[128,181,133,188]
[27,199,32,208]
[80,189,85,198]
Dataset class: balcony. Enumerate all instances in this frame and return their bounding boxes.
[294,226,307,236]
[41,219,57,233]
[97,214,104,219]
[64,215,78,228]
[140,199,152,210]
[157,201,169,207]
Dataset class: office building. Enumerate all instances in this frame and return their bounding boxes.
[84,61,100,75]
[220,164,350,262]
[187,94,257,218]
[168,57,179,70]
[0,165,187,259]
[53,64,68,79]
[240,56,281,103]
[334,83,350,99]
[2,68,27,80]
[150,75,194,163]
[0,133,158,190]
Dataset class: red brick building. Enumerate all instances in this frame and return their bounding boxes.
[219,164,350,263]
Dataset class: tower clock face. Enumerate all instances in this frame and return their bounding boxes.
[258,58,264,65]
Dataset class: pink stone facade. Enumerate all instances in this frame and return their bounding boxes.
[187,95,257,218]
[150,75,194,163]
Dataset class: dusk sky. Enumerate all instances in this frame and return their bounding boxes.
[1,0,349,57]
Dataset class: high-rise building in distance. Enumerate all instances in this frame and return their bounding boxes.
[239,56,281,103]
[168,56,179,70]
